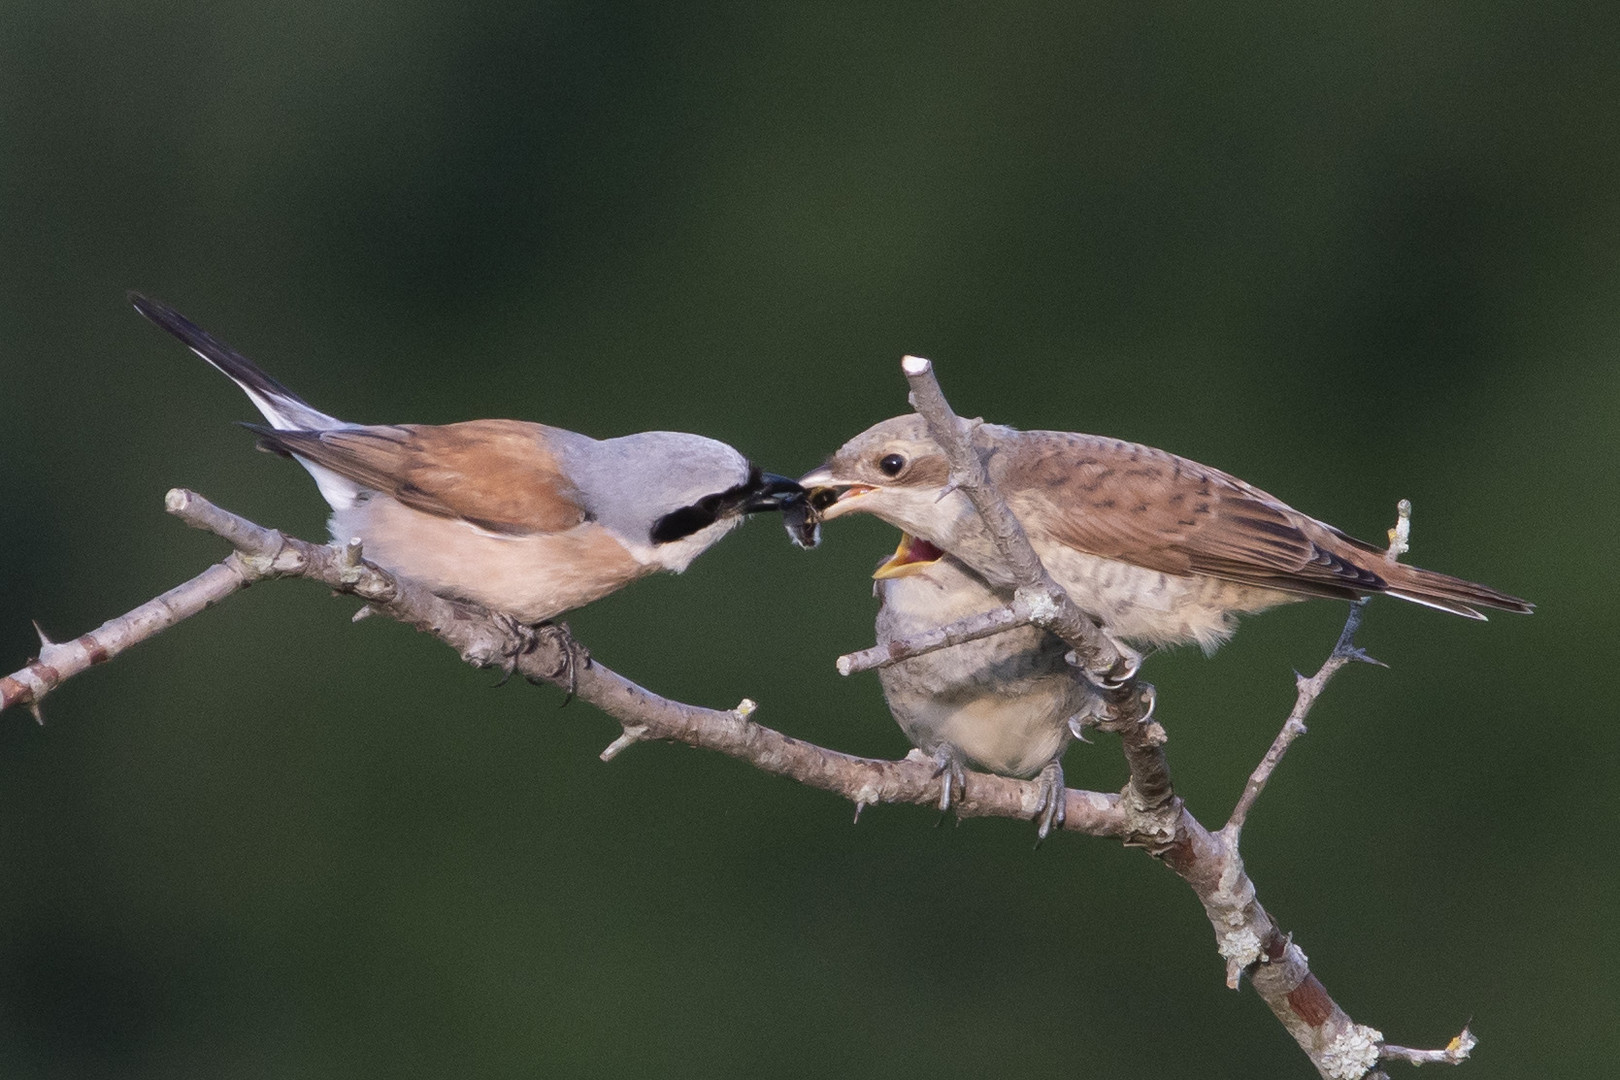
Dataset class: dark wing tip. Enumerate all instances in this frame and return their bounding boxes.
[237,420,297,458]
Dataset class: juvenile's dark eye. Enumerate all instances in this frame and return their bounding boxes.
[878,453,906,477]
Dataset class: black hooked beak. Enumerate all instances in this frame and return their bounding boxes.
[741,472,807,514]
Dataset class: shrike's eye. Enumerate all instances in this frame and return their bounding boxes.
[878,453,906,477]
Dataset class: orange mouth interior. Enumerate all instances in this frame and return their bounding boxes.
[872,532,945,579]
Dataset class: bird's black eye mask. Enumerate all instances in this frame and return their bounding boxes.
[650,466,815,546]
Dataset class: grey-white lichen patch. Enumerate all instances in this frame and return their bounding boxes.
[1016,586,1060,623]
[1218,927,1262,969]
[1320,1023,1383,1079]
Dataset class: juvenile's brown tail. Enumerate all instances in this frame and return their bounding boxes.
[1379,560,1533,620]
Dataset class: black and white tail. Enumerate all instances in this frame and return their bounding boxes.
[130,292,363,509]
[129,292,339,431]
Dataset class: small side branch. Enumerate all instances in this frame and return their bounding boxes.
[1222,498,1411,839]
[837,602,1033,675]
[1222,600,1379,838]
[1381,1026,1477,1067]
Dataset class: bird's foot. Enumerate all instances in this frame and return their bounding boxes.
[528,621,590,703]
[1096,636,1144,690]
[1033,759,1066,843]
[487,614,588,701]
[489,612,541,686]
[931,745,968,816]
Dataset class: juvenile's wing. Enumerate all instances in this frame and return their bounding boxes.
[1000,431,1529,614]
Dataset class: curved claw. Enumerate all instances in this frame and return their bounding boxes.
[1034,759,1066,842]
[932,746,968,814]
[1136,682,1157,724]
[1097,636,1144,689]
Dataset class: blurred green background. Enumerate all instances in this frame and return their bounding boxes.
[2,2,1615,1076]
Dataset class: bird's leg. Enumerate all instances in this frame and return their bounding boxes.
[931,744,968,815]
[1034,759,1066,842]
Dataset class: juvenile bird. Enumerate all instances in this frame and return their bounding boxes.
[803,415,1531,656]
[873,539,1092,838]
[131,293,810,626]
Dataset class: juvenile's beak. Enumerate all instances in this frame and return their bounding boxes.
[797,465,873,521]
[872,532,945,579]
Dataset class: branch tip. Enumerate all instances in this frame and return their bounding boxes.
[1379,1024,1477,1067]
[599,726,648,762]
[900,354,932,376]
[1226,601,1369,834]
[841,603,1034,676]
[1385,499,1413,562]
[733,698,758,720]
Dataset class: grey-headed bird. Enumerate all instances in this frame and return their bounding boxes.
[804,415,1530,657]
[131,293,813,628]
[873,536,1092,838]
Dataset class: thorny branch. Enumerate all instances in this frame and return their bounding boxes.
[1,365,1477,1078]
[2,490,1130,838]
[1222,598,1382,838]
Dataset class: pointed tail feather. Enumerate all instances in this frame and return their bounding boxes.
[1381,561,1533,619]
[128,292,340,431]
